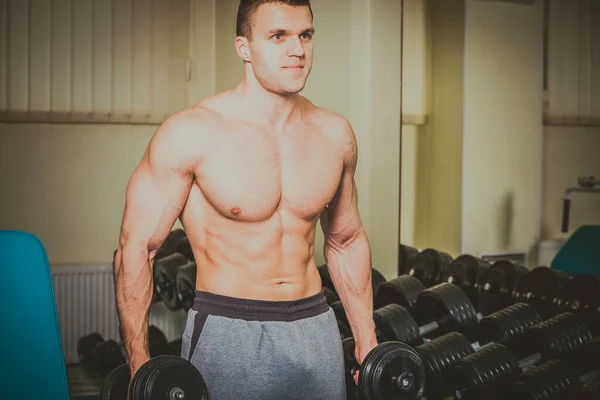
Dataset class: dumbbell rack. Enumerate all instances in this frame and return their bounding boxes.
[329,246,600,400]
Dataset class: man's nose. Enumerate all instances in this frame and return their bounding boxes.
[287,37,305,57]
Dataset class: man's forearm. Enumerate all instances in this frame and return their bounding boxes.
[324,231,377,348]
[113,245,154,372]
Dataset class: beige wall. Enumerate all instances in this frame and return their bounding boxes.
[414,0,465,256]
[542,127,600,240]
[461,0,544,258]
[0,0,209,265]
[0,123,162,264]
[414,0,544,261]
[399,0,429,249]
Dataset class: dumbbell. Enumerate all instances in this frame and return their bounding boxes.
[342,337,426,400]
[476,259,529,315]
[446,311,596,399]
[153,229,189,307]
[175,261,197,312]
[100,354,209,400]
[176,236,194,261]
[398,244,420,276]
[413,302,542,399]
[375,282,482,345]
[336,281,481,344]
[514,265,570,319]
[159,229,188,256]
[444,254,490,309]
[153,252,190,311]
[78,332,127,375]
[500,338,600,400]
[555,274,600,328]
[406,248,454,288]
[77,332,105,370]
[374,275,425,313]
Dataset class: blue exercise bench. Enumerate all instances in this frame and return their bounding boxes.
[0,230,70,399]
[552,225,600,276]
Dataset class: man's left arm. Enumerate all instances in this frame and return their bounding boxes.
[319,118,378,364]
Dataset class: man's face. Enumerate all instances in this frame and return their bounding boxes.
[245,3,314,95]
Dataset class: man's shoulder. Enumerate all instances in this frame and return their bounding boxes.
[164,104,220,130]
[156,104,223,142]
[146,107,221,167]
[308,104,356,155]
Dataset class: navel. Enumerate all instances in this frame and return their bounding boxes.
[230,207,241,216]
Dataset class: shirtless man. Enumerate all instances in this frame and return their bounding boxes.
[113,0,378,398]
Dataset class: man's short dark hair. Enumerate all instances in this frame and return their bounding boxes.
[236,0,313,40]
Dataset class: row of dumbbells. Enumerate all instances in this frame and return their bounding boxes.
[335,273,600,399]
[317,254,600,399]
[343,300,600,399]
[77,326,182,378]
[318,245,600,334]
[113,229,198,313]
[320,264,600,345]
[396,244,600,319]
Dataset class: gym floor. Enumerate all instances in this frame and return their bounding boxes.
[67,365,103,400]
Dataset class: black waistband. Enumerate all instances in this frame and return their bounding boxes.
[192,289,330,322]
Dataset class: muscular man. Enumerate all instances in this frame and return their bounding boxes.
[113,0,377,398]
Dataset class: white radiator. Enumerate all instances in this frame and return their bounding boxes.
[51,264,187,365]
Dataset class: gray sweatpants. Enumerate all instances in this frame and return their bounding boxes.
[180,289,347,400]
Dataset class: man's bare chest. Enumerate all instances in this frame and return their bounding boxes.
[196,130,344,222]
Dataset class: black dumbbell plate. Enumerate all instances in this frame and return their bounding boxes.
[358,342,426,400]
[101,363,130,400]
[129,355,209,400]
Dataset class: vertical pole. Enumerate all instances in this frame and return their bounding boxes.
[397,0,404,271]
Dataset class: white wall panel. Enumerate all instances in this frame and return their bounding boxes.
[93,0,113,113]
[188,0,215,105]
[168,0,189,115]
[132,0,152,116]
[51,0,72,113]
[1,0,189,123]
[153,0,171,112]
[29,0,51,112]
[547,0,600,124]
[112,0,133,116]
[402,0,428,121]
[7,0,28,112]
[72,0,93,114]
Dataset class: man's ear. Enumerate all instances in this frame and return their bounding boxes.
[235,36,252,62]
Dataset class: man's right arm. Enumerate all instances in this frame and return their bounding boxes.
[113,112,203,376]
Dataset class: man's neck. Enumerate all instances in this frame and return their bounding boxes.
[234,77,303,133]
